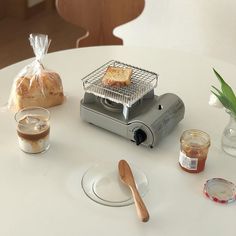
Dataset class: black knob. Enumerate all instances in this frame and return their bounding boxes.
[134,129,147,146]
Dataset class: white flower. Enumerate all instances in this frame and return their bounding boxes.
[209,93,224,108]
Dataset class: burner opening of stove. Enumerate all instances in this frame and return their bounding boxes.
[100,98,123,113]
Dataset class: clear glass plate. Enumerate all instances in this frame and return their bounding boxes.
[81,162,149,207]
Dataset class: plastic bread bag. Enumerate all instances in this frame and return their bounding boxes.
[8,34,64,111]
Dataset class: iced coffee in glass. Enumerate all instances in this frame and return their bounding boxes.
[15,107,50,154]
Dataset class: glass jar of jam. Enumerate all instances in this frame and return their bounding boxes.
[179,129,210,173]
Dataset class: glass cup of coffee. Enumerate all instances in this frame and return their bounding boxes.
[15,107,50,154]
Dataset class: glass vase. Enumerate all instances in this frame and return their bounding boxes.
[222,112,236,157]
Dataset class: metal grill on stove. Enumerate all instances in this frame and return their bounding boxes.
[82,60,158,107]
[80,60,185,148]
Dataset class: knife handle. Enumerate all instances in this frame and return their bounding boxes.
[130,186,150,222]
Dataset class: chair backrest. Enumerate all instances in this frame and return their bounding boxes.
[55,0,145,47]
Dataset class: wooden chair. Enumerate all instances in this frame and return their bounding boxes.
[55,0,145,47]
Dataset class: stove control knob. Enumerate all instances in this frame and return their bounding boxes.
[134,129,147,145]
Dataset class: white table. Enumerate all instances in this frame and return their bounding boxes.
[0,46,235,236]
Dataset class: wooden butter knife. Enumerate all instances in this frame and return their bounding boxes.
[118,159,149,222]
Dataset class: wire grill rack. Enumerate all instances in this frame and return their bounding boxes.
[82,60,158,107]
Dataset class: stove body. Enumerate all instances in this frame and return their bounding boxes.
[80,60,185,148]
[80,90,184,148]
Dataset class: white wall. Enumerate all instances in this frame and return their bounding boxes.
[27,0,44,8]
[114,0,236,64]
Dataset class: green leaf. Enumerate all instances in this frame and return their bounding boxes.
[211,91,230,109]
[211,85,223,96]
[211,91,236,116]
[213,68,236,105]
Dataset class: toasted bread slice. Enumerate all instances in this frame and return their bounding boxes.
[102,66,132,88]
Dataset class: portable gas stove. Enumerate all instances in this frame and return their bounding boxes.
[80,60,185,148]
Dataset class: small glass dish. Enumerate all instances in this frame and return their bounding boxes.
[81,162,149,207]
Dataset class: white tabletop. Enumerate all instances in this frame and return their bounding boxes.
[0,46,235,236]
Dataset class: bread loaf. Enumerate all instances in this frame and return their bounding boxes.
[13,71,64,110]
[102,66,132,88]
